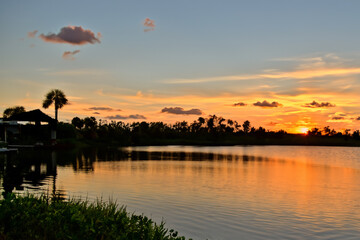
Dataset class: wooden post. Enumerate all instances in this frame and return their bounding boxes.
[4,126,7,143]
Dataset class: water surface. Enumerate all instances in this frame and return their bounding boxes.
[1,145,360,239]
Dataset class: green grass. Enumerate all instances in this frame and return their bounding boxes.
[0,194,190,240]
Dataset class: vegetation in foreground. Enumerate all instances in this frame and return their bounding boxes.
[0,194,188,240]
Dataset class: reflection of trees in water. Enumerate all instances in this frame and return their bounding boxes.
[0,148,97,197]
[0,153,24,193]
[115,150,270,163]
[56,148,94,173]
[0,150,61,197]
[95,148,271,163]
[1,147,271,197]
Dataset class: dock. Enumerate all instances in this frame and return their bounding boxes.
[0,148,18,153]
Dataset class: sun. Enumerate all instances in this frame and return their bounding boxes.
[299,127,309,134]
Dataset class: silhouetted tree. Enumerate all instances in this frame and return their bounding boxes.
[255,127,266,136]
[217,117,226,133]
[353,130,360,140]
[71,117,84,129]
[242,120,251,134]
[3,106,25,118]
[225,119,234,133]
[323,126,331,136]
[308,128,322,136]
[344,129,351,136]
[207,115,216,133]
[84,117,97,129]
[198,117,205,125]
[234,121,241,132]
[42,89,68,122]
[173,121,189,133]
[250,127,256,134]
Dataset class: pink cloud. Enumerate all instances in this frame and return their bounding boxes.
[233,102,247,107]
[161,107,203,115]
[253,100,282,108]
[107,114,146,120]
[143,18,155,32]
[303,101,336,108]
[62,50,80,60]
[27,30,38,38]
[39,26,101,45]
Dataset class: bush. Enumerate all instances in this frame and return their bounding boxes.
[57,123,77,139]
[0,194,189,240]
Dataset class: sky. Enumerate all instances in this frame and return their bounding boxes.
[1,0,360,133]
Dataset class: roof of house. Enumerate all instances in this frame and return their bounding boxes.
[7,109,55,124]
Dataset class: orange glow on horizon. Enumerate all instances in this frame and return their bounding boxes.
[287,127,310,134]
[299,127,309,134]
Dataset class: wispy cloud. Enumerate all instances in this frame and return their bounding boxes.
[272,53,342,62]
[267,121,279,126]
[161,107,203,115]
[62,50,80,60]
[303,101,336,108]
[253,100,282,108]
[86,107,121,112]
[164,68,360,84]
[144,18,155,32]
[43,69,108,76]
[27,30,38,38]
[39,26,101,45]
[106,114,146,120]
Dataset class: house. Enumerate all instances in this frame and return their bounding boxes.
[1,109,56,144]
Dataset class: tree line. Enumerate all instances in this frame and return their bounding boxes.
[66,115,360,146]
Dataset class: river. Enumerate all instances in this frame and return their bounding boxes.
[1,145,360,239]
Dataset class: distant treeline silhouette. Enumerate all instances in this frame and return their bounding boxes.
[64,115,360,146]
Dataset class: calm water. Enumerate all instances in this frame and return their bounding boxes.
[1,145,360,239]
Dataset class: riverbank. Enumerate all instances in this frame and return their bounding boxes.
[0,194,189,240]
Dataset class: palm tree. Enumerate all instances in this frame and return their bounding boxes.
[42,89,68,122]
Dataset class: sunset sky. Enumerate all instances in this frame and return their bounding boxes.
[1,0,360,133]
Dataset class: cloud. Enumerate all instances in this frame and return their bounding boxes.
[93,112,100,115]
[253,101,282,108]
[86,107,121,111]
[39,26,101,45]
[272,53,346,70]
[164,67,360,84]
[327,112,353,123]
[267,122,279,126]
[144,18,155,32]
[161,107,203,115]
[62,50,80,60]
[332,116,344,120]
[356,117,360,121]
[27,30,38,38]
[233,102,247,107]
[106,114,146,120]
[303,101,336,108]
